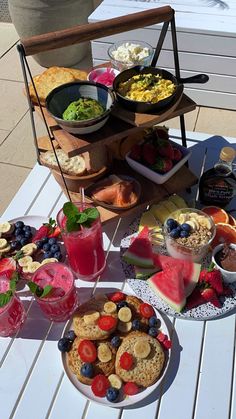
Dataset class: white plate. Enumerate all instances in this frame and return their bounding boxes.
[9,215,48,229]
[120,217,236,321]
[125,140,191,184]
[61,289,172,408]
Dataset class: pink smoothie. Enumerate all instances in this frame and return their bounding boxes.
[0,276,26,337]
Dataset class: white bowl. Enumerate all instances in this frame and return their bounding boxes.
[212,243,236,283]
[125,140,191,185]
[87,67,120,87]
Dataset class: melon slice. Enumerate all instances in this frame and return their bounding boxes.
[123,226,154,268]
[148,267,186,312]
[153,253,201,297]
[138,211,158,232]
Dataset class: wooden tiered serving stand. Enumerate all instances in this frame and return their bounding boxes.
[17,6,198,224]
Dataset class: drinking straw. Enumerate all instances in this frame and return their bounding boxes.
[79,187,85,211]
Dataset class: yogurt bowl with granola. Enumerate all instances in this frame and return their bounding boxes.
[163,208,216,262]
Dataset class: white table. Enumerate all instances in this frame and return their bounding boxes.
[0,130,236,419]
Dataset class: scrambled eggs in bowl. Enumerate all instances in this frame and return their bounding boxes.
[117,73,176,103]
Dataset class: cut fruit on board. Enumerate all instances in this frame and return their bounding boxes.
[149,204,170,224]
[122,226,154,268]
[202,206,229,224]
[160,200,178,213]
[148,266,186,312]
[211,223,236,248]
[168,194,187,209]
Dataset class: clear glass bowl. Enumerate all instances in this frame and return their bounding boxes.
[107,40,154,71]
[163,208,216,262]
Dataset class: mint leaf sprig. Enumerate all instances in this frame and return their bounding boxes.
[63,202,99,232]
[28,281,53,298]
[0,272,20,308]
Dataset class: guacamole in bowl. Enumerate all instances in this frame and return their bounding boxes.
[62,97,105,121]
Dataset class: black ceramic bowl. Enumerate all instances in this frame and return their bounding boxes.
[46,81,115,134]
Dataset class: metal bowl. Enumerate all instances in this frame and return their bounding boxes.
[46,81,115,134]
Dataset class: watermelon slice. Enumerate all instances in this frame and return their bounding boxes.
[123,226,154,268]
[153,253,200,297]
[148,267,186,312]
[134,265,160,279]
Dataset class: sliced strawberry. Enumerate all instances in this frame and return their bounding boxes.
[0,257,16,278]
[108,291,126,302]
[201,287,221,308]
[123,382,139,396]
[162,339,172,350]
[97,315,117,331]
[156,332,168,343]
[139,302,155,319]
[32,225,50,242]
[48,226,61,238]
[91,374,110,397]
[120,352,133,370]
[186,287,206,310]
[78,339,97,363]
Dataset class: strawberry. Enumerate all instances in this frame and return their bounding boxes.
[152,156,173,173]
[142,143,157,165]
[186,287,206,310]
[32,225,49,242]
[120,352,133,370]
[48,226,61,238]
[91,374,110,397]
[199,263,223,294]
[130,144,142,161]
[157,139,175,160]
[97,315,117,331]
[32,218,59,242]
[156,332,168,343]
[78,339,97,363]
[155,126,169,141]
[139,302,155,318]
[201,287,221,308]
[173,147,183,162]
[123,382,139,395]
[162,339,172,350]
[108,291,125,302]
[0,257,16,278]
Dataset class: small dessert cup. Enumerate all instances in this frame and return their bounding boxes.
[163,208,216,262]
[212,243,236,283]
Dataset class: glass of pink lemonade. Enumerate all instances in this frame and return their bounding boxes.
[57,203,106,281]
[32,262,78,322]
[0,275,26,337]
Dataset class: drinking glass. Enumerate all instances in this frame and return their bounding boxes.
[0,275,26,337]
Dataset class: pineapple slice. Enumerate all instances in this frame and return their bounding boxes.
[138,211,158,232]
[168,194,187,209]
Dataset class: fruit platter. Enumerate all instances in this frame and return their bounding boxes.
[58,291,172,407]
[120,195,236,321]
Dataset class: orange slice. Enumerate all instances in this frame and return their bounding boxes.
[211,223,236,248]
[228,213,236,227]
[202,206,229,224]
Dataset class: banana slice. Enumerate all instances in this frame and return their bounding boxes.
[23,261,41,273]
[117,321,132,333]
[18,256,33,267]
[118,307,132,323]
[41,258,58,265]
[189,217,200,230]
[97,343,112,363]
[0,245,11,253]
[0,222,12,234]
[108,374,123,390]
[186,220,197,231]
[21,243,37,256]
[178,213,188,224]
[0,238,8,249]
[104,301,117,314]
[197,216,212,230]
[134,339,151,359]
[83,310,100,325]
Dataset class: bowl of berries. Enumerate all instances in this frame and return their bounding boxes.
[164,208,216,262]
[125,127,191,184]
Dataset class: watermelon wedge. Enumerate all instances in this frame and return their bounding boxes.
[153,253,201,297]
[123,226,154,268]
[148,267,186,312]
[134,265,160,279]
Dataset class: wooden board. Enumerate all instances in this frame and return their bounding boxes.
[57,159,198,224]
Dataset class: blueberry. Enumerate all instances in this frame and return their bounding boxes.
[43,243,51,252]
[80,362,94,378]
[50,244,60,254]
[106,387,119,403]
[15,221,24,229]
[117,300,129,310]
[10,240,20,250]
[111,336,121,348]
[57,337,72,352]
[23,225,31,232]
[15,227,23,236]
[16,234,24,242]
[65,330,76,341]
[41,236,49,244]
[180,230,189,238]
[54,251,62,261]
[166,218,178,231]
[43,251,53,259]
[148,327,158,337]
[48,237,57,245]
[20,238,28,246]
[132,319,141,330]
[170,228,180,239]
[24,230,32,239]
[36,240,44,249]
[181,223,191,232]
[149,316,160,328]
